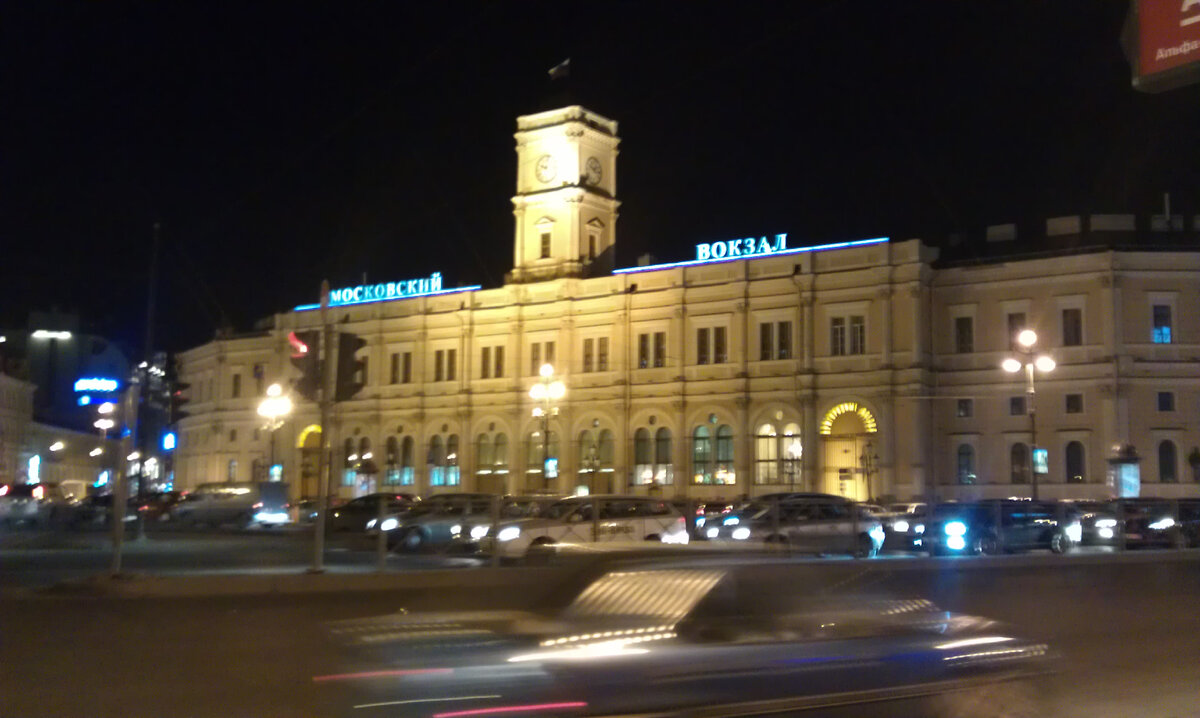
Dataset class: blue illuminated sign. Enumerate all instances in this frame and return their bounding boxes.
[614,236,889,275]
[74,377,119,393]
[162,432,177,452]
[295,272,482,311]
[1032,448,1048,475]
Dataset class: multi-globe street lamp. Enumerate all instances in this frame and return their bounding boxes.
[529,363,565,490]
[257,383,294,481]
[1002,329,1055,499]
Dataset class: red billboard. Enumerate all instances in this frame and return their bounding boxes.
[1130,0,1200,92]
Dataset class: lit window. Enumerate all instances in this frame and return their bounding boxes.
[1152,305,1172,344]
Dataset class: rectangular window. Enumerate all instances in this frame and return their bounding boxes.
[401,352,412,384]
[544,341,555,367]
[1158,391,1175,412]
[777,321,792,359]
[697,328,710,365]
[1065,393,1083,414]
[229,429,237,444]
[597,337,609,371]
[638,333,650,369]
[390,352,400,384]
[253,364,264,395]
[1010,396,1027,415]
[955,316,974,353]
[481,347,491,379]
[1152,305,1173,344]
[653,332,666,367]
[494,346,504,378]
[713,327,727,364]
[583,338,595,373]
[1007,312,1026,349]
[1062,308,1083,347]
[849,316,865,355]
[830,317,846,356]
[530,343,541,375]
[231,374,241,399]
[540,232,551,259]
[359,356,369,386]
[760,323,773,361]
[434,350,445,382]
[446,349,457,381]
[957,398,973,418]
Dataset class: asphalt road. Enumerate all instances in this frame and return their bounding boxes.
[1,548,1198,718]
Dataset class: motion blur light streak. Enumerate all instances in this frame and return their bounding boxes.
[934,636,1013,650]
[354,695,501,709]
[312,668,453,682]
[433,702,588,717]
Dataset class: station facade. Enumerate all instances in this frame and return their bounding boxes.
[175,106,1200,503]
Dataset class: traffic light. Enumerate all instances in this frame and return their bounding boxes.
[289,330,322,402]
[335,331,367,402]
[169,381,190,423]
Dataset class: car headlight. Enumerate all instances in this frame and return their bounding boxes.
[470,524,490,540]
[869,525,885,541]
[380,517,399,532]
[696,517,706,527]
[731,527,751,540]
[893,520,909,533]
[914,523,925,534]
[947,535,967,551]
[365,518,377,529]
[723,516,740,526]
[497,526,521,542]
[1066,523,1082,543]
[944,520,967,537]
[450,524,462,536]
[1098,527,1114,539]
[705,526,719,539]
[1149,517,1176,531]
[1095,518,1117,529]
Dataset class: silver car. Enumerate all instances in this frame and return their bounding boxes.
[709,494,885,557]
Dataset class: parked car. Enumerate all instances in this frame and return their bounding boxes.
[371,493,512,551]
[925,500,1082,556]
[476,494,690,558]
[669,497,735,539]
[879,502,928,551]
[0,483,73,527]
[321,557,1053,717]
[63,493,140,529]
[132,491,184,522]
[1116,498,1200,548]
[707,493,885,558]
[327,492,417,533]
[170,482,291,528]
[1063,499,1119,546]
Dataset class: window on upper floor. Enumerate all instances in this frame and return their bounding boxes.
[1010,396,1027,415]
[697,326,728,365]
[849,316,865,354]
[955,316,974,353]
[596,337,609,371]
[1152,304,1173,344]
[529,341,555,375]
[1061,308,1083,347]
[653,331,666,367]
[957,398,973,418]
[390,352,401,384]
[481,347,491,379]
[231,373,241,399]
[830,317,846,356]
[434,350,444,382]
[401,352,412,384]
[1007,312,1026,350]
[758,321,792,360]
[446,349,456,381]
[494,346,504,378]
[540,232,551,259]
[1158,391,1175,412]
[1065,393,1084,414]
[583,338,595,372]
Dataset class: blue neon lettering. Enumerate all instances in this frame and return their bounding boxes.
[774,233,787,250]
[726,240,741,257]
[615,236,888,275]
[756,237,770,254]
[697,244,711,260]
[711,241,728,259]
[431,272,442,291]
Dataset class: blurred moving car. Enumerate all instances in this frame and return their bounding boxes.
[322,558,1052,717]
[669,497,734,539]
[707,493,884,557]
[133,491,184,522]
[0,483,60,526]
[370,492,503,551]
[326,492,416,533]
[170,482,291,528]
[1118,498,1200,548]
[879,501,928,551]
[63,493,140,528]
[478,495,690,559]
[925,500,1082,556]
[1063,499,1119,546]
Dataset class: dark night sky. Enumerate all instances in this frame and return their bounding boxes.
[3,1,1198,355]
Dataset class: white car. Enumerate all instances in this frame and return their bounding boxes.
[483,494,690,558]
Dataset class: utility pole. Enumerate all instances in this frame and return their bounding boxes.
[310,281,335,573]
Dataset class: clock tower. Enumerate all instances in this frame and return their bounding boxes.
[507,106,620,283]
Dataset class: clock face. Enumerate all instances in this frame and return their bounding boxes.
[535,154,557,183]
[584,157,602,185]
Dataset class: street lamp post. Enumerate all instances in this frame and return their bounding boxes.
[1002,329,1056,500]
[529,363,565,490]
[257,383,294,481]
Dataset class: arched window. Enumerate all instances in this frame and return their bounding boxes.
[1159,440,1178,483]
[781,423,802,485]
[400,436,414,485]
[634,428,653,484]
[1065,441,1085,484]
[692,426,712,484]
[343,438,356,486]
[493,433,508,473]
[716,425,735,484]
[755,423,778,484]
[385,436,400,485]
[1010,443,1029,484]
[476,434,493,472]
[956,445,975,485]
[428,436,445,486]
[654,428,673,484]
[526,430,558,480]
[446,435,460,486]
[358,436,371,457]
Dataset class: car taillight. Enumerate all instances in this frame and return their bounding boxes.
[0,485,7,496]
[253,502,263,509]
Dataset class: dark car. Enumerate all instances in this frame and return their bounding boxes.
[708,493,885,557]
[321,558,1052,717]
[64,493,140,529]
[327,492,417,533]
[925,500,1082,556]
[878,502,928,551]
[1063,499,1120,546]
[1116,498,1200,549]
[132,491,184,522]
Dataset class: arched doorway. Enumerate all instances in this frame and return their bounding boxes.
[818,402,879,501]
[296,425,322,499]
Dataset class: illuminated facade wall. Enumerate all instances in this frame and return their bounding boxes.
[174,107,1200,502]
[0,373,34,483]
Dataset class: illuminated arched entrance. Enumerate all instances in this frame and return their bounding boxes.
[296,425,323,499]
[819,402,879,501]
